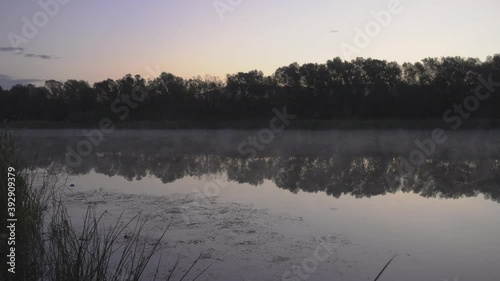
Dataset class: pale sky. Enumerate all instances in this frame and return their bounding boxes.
[0,0,499,88]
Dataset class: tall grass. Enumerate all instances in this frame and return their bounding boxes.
[0,130,208,281]
[1,130,46,280]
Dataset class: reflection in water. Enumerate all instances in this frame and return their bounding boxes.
[17,130,500,203]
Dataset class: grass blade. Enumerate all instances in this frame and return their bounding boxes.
[373,254,397,281]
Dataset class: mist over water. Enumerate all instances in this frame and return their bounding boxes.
[12,129,500,280]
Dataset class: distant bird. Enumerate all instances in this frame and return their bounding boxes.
[330,29,339,33]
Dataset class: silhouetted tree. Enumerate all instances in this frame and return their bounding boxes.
[2,54,500,123]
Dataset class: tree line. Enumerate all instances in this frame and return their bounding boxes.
[1,54,500,123]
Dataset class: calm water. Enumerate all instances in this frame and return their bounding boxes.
[17,129,500,281]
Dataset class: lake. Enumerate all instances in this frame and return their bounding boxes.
[15,129,500,281]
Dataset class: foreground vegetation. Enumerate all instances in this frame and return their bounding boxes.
[1,55,499,125]
[0,131,208,281]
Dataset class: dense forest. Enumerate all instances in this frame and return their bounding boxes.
[1,55,500,123]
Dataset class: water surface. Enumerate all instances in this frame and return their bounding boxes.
[17,129,500,281]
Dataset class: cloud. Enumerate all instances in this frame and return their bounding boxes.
[0,47,24,52]
[24,53,56,60]
[0,46,57,60]
[0,74,44,90]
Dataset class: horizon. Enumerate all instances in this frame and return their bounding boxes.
[1,53,498,90]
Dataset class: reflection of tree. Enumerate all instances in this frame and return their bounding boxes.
[396,159,500,201]
[18,137,500,203]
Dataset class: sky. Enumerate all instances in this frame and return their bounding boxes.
[0,0,499,89]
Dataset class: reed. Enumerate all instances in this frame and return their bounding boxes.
[0,129,208,281]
